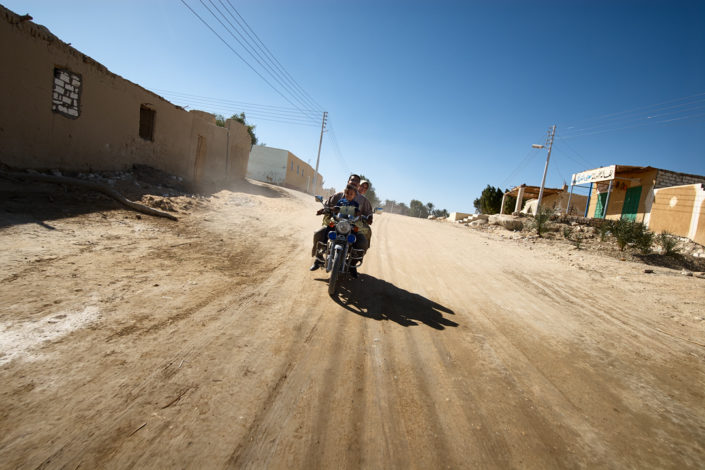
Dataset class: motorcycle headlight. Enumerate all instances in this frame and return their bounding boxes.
[336,220,351,234]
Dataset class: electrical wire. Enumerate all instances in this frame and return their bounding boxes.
[558,111,705,140]
[558,92,705,129]
[149,92,321,126]
[223,0,324,112]
[149,88,320,118]
[213,0,303,108]
[150,90,321,124]
[196,0,319,120]
[325,119,351,175]
[553,139,595,168]
[499,147,542,188]
[552,143,596,170]
[560,101,705,137]
[178,0,323,122]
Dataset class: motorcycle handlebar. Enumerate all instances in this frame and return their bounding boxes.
[317,201,370,223]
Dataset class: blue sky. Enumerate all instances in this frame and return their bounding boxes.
[6,0,704,212]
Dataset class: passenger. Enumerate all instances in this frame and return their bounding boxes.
[347,174,373,222]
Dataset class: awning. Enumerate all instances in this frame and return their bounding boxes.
[504,184,563,199]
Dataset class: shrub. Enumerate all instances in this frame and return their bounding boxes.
[562,226,573,239]
[533,206,553,237]
[608,219,650,252]
[598,221,611,242]
[658,231,680,256]
[633,224,654,254]
[611,219,634,251]
[573,234,583,250]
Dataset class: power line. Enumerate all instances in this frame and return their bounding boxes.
[552,140,595,168]
[558,111,705,140]
[196,0,319,120]
[149,91,320,126]
[201,0,320,119]
[149,88,319,116]
[156,97,319,123]
[213,0,297,100]
[178,0,322,121]
[558,91,705,130]
[223,0,324,113]
[499,147,542,188]
[560,101,705,137]
[325,119,351,176]
[151,90,320,123]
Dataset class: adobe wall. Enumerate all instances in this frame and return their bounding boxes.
[226,119,251,182]
[0,5,249,188]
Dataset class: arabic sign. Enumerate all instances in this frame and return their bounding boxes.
[571,165,616,185]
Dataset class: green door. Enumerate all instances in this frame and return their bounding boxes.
[594,192,608,218]
[621,186,642,221]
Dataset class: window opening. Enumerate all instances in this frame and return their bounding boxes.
[52,68,81,119]
[139,105,156,141]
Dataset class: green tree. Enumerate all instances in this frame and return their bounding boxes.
[503,194,517,214]
[432,208,449,218]
[473,185,504,214]
[409,199,429,218]
[230,112,258,146]
[397,202,410,216]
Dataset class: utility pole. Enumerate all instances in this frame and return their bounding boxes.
[312,111,327,195]
[535,125,556,213]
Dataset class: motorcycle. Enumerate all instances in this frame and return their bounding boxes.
[314,195,368,295]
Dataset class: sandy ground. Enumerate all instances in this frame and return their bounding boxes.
[1,179,704,469]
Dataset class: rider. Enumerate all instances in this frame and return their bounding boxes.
[310,183,369,277]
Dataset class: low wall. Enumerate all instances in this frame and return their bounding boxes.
[448,212,472,222]
[649,184,705,245]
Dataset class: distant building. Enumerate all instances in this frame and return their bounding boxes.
[501,184,588,216]
[247,146,327,194]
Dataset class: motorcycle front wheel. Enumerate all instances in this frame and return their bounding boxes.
[328,250,342,296]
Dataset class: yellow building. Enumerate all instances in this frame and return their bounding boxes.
[571,165,705,244]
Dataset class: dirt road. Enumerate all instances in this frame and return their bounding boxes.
[1,181,704,468]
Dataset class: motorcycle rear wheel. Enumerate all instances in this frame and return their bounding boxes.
[328,250,342,296]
